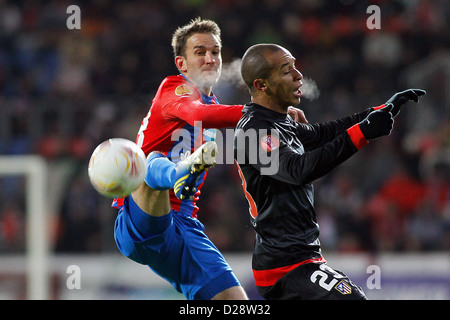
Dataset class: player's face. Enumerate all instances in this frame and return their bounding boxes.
[177,32,222,94]
[265,49,303,108]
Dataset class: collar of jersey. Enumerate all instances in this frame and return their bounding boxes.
[179,73,216,104]
[245,103,289,120]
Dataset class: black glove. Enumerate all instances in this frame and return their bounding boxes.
[385,89,426,117]
[359,105,394,140]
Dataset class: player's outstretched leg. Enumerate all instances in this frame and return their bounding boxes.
[144,151,176,190]
[144,141,217,200]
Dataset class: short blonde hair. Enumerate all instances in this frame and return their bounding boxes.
[171,17,221,57]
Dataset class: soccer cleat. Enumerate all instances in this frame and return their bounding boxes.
[173,141,217,200]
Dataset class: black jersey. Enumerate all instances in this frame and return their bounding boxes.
[233,103,373,287]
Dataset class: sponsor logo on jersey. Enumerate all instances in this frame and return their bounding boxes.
[335,280,352,295]
[175,84,194,96]
[260,135,280,152]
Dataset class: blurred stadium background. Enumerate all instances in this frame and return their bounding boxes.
[0,0,448,299]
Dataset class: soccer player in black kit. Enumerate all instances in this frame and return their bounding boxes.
[234,44,426,300]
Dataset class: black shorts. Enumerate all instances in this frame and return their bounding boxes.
[257,262,367,300]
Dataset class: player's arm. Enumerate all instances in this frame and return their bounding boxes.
[165,101,308,128]
[273,132,363,185]
[164,99,244,128]
[295,87,424,150]
[154,77,243,128]
[159,78,309,128]
[295,107,374,150]
[238,108,393,185]
[298,88,426,149]
[235,119,358,185]
[283,107,394,184]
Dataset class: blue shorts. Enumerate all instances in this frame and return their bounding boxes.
[114,196,240,300]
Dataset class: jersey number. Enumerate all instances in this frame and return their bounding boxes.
[310,264,343,291]
[136,111,151,148]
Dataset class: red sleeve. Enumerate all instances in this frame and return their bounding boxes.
[157,76,243,128]
[166,100,243,128]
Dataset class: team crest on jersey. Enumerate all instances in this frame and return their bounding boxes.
[260,135,280,152]
[175,84,194,96]
[335,280,352,295]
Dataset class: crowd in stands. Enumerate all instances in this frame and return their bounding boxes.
[0,0,448,254]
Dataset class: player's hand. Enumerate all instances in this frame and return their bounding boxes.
[385,89,426,117]
[359,105,394,140]
[287,106,308,123]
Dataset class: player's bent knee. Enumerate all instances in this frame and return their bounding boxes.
[131,183,170,217]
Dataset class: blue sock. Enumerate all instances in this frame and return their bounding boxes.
[144,153,176,190]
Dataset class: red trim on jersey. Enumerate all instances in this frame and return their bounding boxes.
[346,124,369,150]
[235,161,258,219]
[372,104,386,111]
[253,257,327,287]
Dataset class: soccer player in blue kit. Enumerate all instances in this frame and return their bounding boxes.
[112,18,248,300]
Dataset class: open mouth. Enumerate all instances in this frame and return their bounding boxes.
[293,87,303,98]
